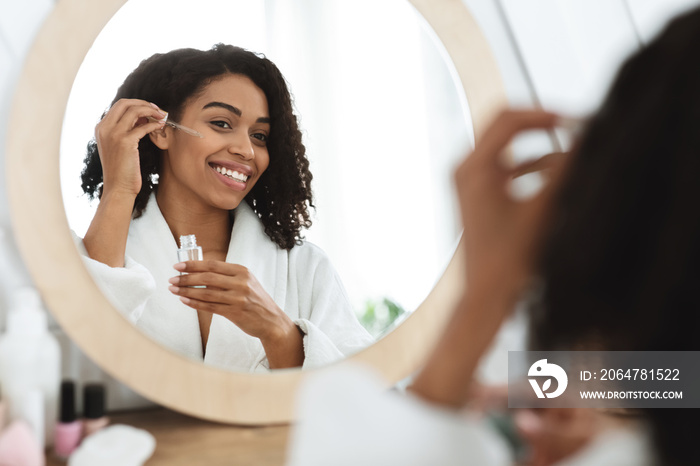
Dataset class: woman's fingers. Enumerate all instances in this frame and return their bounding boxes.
[94,100,166,198]
[99,99,157,127]
[104,98,162,119]
[95,102,166,157]
[169,261,294,349]
[465,110,558,170]
[454,109,571,297]
[116,103,165,133]
[169,261,254,301]
[97,99,166,138]
[511,152,568,179]
[170,285,232,306]
[174,260,249,277]
[174,295,235,319]
[129,118,167,141]
[171,271,233,290]
[454,110,560,215]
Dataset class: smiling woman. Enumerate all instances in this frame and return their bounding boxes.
[75,44,374,372]
[6,0,505,423]
[62,0,475,326]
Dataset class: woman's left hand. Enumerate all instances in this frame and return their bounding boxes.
[168,261,304,367]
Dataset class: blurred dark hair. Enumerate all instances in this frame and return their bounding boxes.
[529,8,700,465]
[81,44,313,249]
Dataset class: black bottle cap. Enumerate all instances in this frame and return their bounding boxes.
[83,384,106,419]
[59,380,76,423]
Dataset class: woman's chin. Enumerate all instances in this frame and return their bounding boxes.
[211,195,246,212]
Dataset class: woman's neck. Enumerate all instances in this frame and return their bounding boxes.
[155,189,233,259]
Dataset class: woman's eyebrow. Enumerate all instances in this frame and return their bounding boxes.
[203,101,270,124]
[203,101,241,116]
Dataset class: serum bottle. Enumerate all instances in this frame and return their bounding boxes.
[177,234,203,262]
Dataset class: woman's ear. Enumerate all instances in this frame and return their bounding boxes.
[149,126,170,150]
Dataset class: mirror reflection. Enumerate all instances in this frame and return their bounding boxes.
[60,0,472,371]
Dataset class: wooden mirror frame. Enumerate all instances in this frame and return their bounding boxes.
[6,0,505,424]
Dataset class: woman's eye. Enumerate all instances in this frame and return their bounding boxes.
[211,120,231,129]
[252,133,268,144]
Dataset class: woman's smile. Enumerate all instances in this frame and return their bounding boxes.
[209,160,254,191]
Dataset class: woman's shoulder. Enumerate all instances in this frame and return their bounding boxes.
[288,239,332,272]
[290,238,326,255]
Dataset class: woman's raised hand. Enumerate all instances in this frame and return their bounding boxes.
[168,261,304,368]
[83,99,166,267]
[94,99,167,198]
[455,109,567,298]
[410,109,569,407]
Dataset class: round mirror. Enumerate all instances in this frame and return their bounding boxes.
[6,0,505,423]
[59,0,472,369]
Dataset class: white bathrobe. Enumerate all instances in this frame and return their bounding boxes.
[287,365,655,466]
[75,195,374,372]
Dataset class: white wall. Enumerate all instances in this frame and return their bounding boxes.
[628,0,700,43]
[463,0,699,381]
[0,0,698,405]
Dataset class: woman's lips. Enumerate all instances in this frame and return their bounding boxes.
[210,164,248,191]
[212,164,249,182]
[209,160,253,176]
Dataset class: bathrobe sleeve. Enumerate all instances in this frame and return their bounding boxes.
[286,364,512,466]
[71,231,156,323]
[290,244,375,369]
[286,365,654,466]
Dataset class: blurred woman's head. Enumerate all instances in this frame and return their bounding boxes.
[533,6,700,352]
[530,7,700,464]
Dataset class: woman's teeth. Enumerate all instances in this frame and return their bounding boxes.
[215,165,249,182]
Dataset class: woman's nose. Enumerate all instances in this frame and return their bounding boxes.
[227,132,255,160]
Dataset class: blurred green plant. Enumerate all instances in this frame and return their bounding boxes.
[357,297,407,338]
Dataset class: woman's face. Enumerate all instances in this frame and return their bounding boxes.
[155,73,271,212]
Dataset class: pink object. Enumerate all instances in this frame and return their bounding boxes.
[54,421,82,460]
[0,420,45,466]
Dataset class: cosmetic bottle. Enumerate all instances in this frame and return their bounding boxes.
[0,286,61,448]
[177,234,203,262]
[15,389,44,449]
[55,380,81,459]
[82,384,109,437]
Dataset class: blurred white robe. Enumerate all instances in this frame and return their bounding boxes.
[75,195,373,371]
[286,364,654,466]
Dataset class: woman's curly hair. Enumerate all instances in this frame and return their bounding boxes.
[528,8,700,465]
[81,44,313,250]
